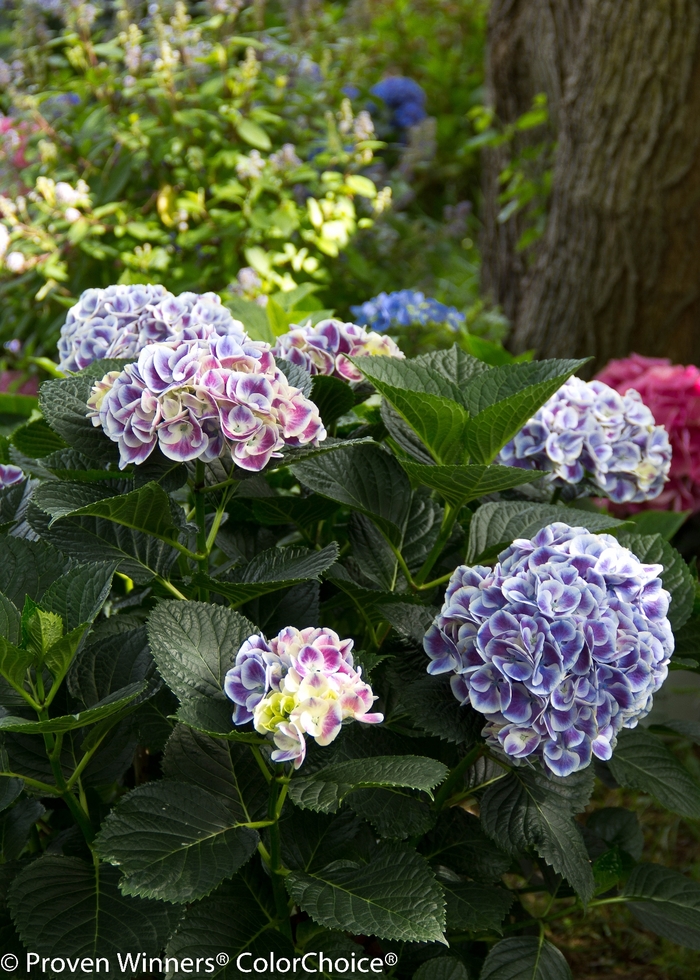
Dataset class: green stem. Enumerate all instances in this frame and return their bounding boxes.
[194,460,209,598]
[415,503,457,585]
[267,776,292,939]
[250,745,272,783]
[433,744,483,810]
[46,734,95,843]
[0,771,59,795]
[154,575,188,601]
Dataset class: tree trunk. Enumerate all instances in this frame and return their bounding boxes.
[483,0,700,368]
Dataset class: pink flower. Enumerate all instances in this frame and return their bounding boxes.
[596,353,700,513]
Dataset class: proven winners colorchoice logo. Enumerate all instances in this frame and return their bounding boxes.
[2,951,398,975]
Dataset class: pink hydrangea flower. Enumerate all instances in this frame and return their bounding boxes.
[87,334,325,470]
[596,353,700,512]
[272,318,404,382]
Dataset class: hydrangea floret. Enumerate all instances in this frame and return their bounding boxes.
[58,285,248,372]
[370,77,427,129]
[497,377,672,504]
[596,353,700,513]
[272,318,404,382]
[0,463,23,488]
[87,334,325,470]
[424,522,673,777]
[224,626,383,768]
[351,289,465,334]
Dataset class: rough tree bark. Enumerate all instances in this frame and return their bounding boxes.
[482,0,700,367]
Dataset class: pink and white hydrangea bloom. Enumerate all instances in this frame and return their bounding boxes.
[58,284,249,372]
[224,626,383,768]
[272,318,404,382]
[87,334,325,470]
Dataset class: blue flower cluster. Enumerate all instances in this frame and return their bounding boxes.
[351,289,465,334]
[424,523,673,777]
[498,377,672,504]
[370,77,427,129]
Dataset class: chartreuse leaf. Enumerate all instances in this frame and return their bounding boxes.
[286,843,446,943]
[0,637,35,695]
[480,937,572,980]
[467,501,627,562]
[607,728,700,819]
[32,481,185,547]
[8,855,180,966]
[95,780,259,902]
[25,607,63,662]
[402,462,542,509]
[288,756,449,813]
[616,532,694,631]
[166,866,295,980]
[462,361,588,464]
[147,601,255,701]
[44,624,91,690]
[623,863,700,949]
[480,768,595,903]
[0,682,146,732]
[292,443,412,545]
[198,543,339,605]
[413,958,469,980]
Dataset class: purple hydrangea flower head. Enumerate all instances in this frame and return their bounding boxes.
[498,377,672,504]
[0,463,23,488]
[371,77,427,129]
[58,285,249,372]
[224,626,383,768]
[424,522,673,776]
[272,318,404,382]
[351,290,465,334]
[87,335,326,470]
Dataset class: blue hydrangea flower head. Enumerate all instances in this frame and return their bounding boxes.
[424,522,673,777]
[370,77,427,128]
[498,377,672,504]
[351,289,465,334]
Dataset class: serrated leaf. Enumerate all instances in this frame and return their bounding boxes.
[413,958,469,980]
[11,418,67,458]
[0,594,20,646]
[175,696,263,743]
[399,675,484,745]
[607,727,700,819]
[591,846,634,894]
[44,623,90,684]
[480,937,572,980]
[440,877,513,934]
[0,798,45,861]
[348,788,436,839]
[480,768,595,903]
[461,360,587,416]
[585,807,644,861]
[311,375,356,427]
[617,532,694,631]
[0,478,33,531]
[27,503,179,585]
[33,480,184,546]
[288,756,449,813]
[249,495,339,528]
[286,843,446,943]
[0,537,68,607]
[40,561,118,630]
[0,683,146,733]
[402,462,542,509]
[281,809,363,873]
[40,375,119,463]
[200,543,339,605]
[462,362,588,464]
[162,725,268,823]
[467,501,627,562]
[0,636,34,690]
[420,809,511,883]
[275,357,313,397]
[70,627,153,707]
[347,513,399,591]
[95,780,259,902]
[623,863,700,949]
[43,448,123,482]
[8,855,180,974]
[166,867,295,980]
[292,444,412,545]
[350,353,466,404]
[381,400,435,465]
[147,601,255,703]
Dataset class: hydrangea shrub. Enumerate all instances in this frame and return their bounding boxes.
[0,304,698,977]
